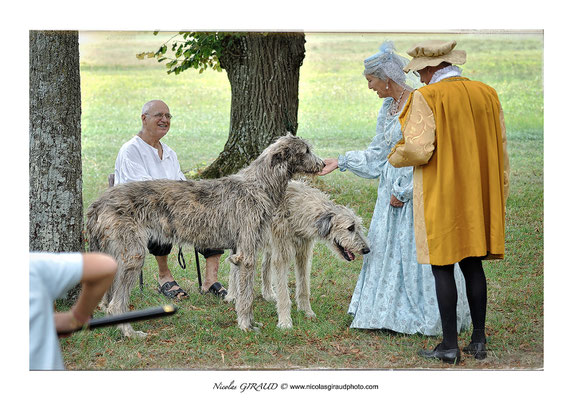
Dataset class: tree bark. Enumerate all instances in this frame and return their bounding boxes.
[29,31,83,253]
[200,32,306,178]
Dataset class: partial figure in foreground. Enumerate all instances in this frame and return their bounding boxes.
[87,134,325,335]
[226,180,370,328]
[388,40,510,363]
[29,252,117,370]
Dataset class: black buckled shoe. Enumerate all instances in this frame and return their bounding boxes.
[463,342,487,360]
[418,343,461,364]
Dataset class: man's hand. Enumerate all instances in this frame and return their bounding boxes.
[54,311,87,338]
[390,194,404,208]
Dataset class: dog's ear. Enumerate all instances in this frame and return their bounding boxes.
[271,151,285,168]
[270,147,292,168]
[316,212,334,237]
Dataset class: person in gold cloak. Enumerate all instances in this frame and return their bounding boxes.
[388,40,510,363]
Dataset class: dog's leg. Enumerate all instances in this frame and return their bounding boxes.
[98,274,113,312]
[98,253,114,312]
[235,252,257,331]
[88,224,112,311]
[225,253,239,303]
[107,252,147,338]
[274,248,293,329]
[295,239,316,319]
[261,246,276,302]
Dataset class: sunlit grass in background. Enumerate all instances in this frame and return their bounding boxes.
[64,31,543,370]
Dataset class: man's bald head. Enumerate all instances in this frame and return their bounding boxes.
[142,100,169,117]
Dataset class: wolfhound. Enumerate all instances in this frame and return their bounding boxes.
[86,134,324,336]
[226,180,370,329]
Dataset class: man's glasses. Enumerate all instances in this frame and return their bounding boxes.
[146,112,172,120]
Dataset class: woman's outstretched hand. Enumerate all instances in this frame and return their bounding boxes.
[318,158,339,176]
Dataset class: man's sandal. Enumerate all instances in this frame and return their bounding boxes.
[201,282,227,299]
[158,281,189,300]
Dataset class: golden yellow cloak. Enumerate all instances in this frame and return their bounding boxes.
[388,77,509,265]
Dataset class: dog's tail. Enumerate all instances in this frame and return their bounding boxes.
[85,200,102,252]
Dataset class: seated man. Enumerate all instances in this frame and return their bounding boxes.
[114,99,227,299]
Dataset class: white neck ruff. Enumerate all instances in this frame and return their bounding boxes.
[429,65,463,84]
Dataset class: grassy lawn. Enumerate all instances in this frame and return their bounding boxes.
[60,31,543,372]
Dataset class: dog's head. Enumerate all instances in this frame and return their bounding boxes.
[268,133,325,176]
[316,205,370,262]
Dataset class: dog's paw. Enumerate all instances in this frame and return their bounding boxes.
[277,318,293,329]
[237,319,251,332]
[237,320,262,332]
[297,304,316,319]
[120,324,148,338]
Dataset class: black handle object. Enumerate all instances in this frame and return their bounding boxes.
[177,246,202,290]
[178,246,187,269]
[195,248,202,289]
[64,305,178,334]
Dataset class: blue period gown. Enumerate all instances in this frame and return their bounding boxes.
[344,97,471,335]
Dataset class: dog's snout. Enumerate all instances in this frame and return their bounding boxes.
[362,247,371,255]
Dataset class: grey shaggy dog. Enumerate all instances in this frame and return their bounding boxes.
[226,180,370,329]
[86,134,324,335]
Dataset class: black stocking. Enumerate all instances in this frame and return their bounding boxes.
[459,257,487,343]
[431,264,458,349]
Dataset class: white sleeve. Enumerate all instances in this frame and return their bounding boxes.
[114,144,154,184]
[115,156,154,184]
[29,253,84,300]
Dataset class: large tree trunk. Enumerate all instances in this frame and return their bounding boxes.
[200,32,306,178]
[29,31,83,254]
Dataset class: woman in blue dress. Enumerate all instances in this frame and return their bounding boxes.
[319,41,471,335]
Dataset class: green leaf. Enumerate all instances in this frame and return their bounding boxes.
[142,31,233,75]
